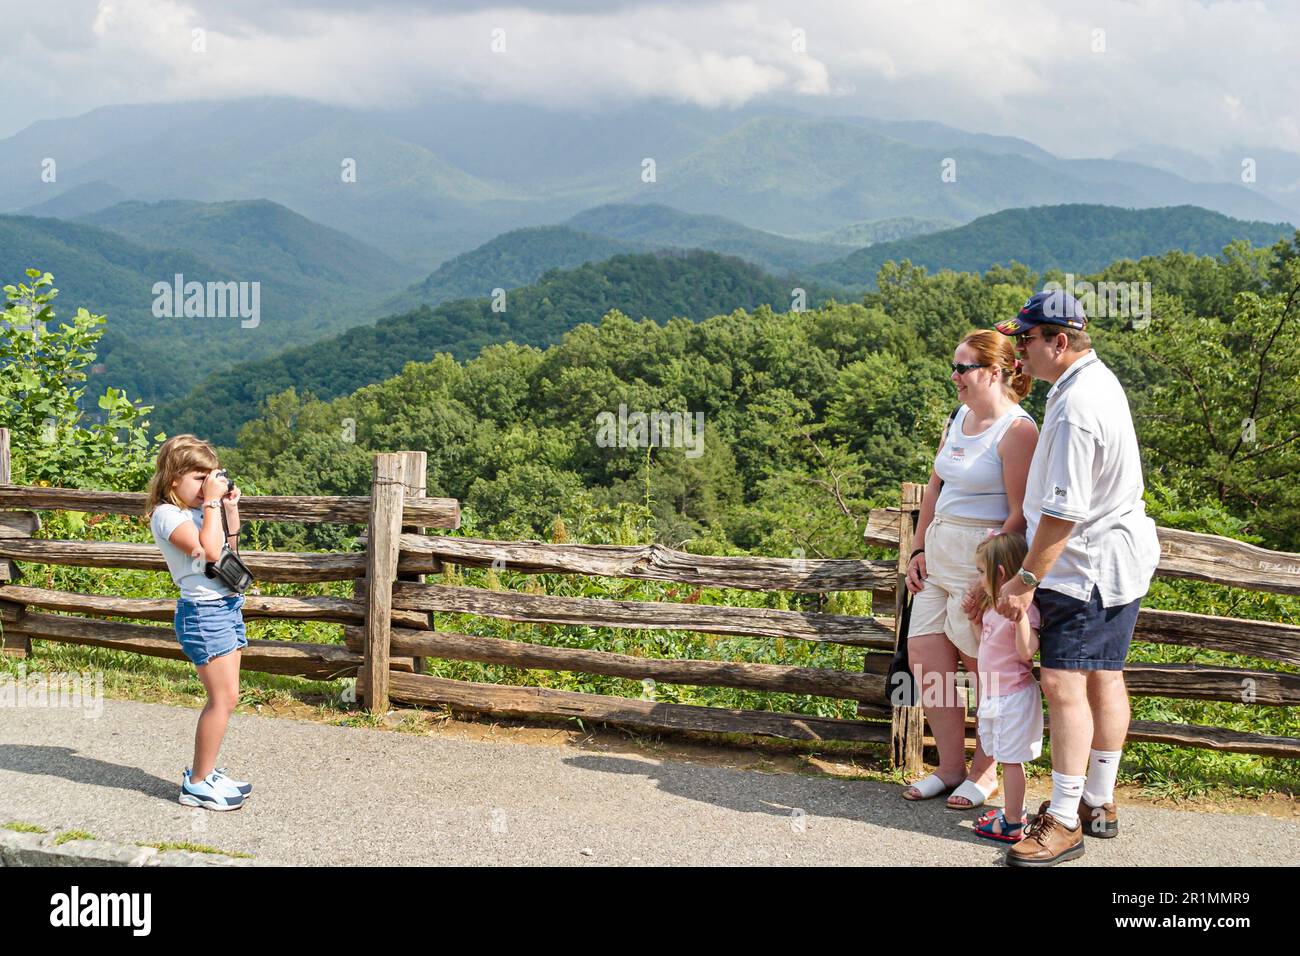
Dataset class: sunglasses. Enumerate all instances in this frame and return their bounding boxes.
[950,362,989,375]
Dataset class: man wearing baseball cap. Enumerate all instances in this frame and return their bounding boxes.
[991,289,1161,866]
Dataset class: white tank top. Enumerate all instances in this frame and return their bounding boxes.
[932,404,1035,521]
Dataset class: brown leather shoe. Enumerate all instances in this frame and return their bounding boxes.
[1026,798,1116,835]
[1006,802,1084,867]
[1079,797,1119,838]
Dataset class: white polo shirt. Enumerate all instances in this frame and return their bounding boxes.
[1023,349,1161,606]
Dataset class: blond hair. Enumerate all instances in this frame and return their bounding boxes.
[959,329,1033,401]
[973,531,1029,614]
[143,434,221,518]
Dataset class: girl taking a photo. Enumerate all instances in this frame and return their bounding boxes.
[145,434,253,811]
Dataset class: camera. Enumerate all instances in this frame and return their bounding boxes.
[215,469,236,493]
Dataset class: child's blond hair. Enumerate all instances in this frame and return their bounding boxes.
[143,434,221,518]
[973,531,1029,614]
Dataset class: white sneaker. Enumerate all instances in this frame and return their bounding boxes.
[180,770,245,811]
[212,766,252,797]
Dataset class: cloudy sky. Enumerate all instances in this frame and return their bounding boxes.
[1,0,1296,158]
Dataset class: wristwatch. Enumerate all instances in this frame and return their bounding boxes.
[203,499,222,510]
[1016,566,1041,587]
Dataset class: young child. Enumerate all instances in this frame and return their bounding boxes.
[970,531,1043,842]
[145,434,253,811]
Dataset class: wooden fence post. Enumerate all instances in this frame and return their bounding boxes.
[360,453,405,713]
[0,428,31,658]
[890,481,925,773]
[397,450,432,675]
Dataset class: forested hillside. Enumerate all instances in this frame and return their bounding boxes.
[156,249,832,445]
[564,203,848,272]
[0,204,414,405]
[810,204,1294,288]
[379,225,644,315]
[221,237,1300,562]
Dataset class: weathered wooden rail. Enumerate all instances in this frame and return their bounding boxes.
[0,429,1296,766]
[865,482,1300,769]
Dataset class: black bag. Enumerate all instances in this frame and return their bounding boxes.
[203,502,253,593]
[886,585,919,707]
[884,403,962,707]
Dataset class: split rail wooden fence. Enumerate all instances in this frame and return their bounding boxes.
[1,431,1296,769]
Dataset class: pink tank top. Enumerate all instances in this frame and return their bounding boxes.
[978,602,1041,698]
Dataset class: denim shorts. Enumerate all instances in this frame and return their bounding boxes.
[174,594,247,666]
[1035,585,1142,672]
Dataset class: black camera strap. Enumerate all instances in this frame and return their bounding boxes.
[219,501,239,553]
[203,496,253,593]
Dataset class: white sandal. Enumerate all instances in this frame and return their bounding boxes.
[946,778,998,809]
[901,773,960,801]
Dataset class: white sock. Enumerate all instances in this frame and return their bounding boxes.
[1047,771,1085,828]
[1083,749,1123,806]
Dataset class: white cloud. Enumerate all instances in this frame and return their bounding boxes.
[0,0,1295,158]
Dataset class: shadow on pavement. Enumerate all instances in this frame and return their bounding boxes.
[562,753,1008,856]
[0,744,177,803]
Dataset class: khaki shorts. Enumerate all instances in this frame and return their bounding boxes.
[906,512,1002,658]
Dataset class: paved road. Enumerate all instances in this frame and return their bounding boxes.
[1,698,1295,866]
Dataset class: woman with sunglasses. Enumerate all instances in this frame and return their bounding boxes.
[900,329,1038,809]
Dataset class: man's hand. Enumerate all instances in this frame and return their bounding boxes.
[997,575,1035,621]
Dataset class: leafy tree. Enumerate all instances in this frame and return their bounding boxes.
[0,269,157,493]
[1131,242,1300,549]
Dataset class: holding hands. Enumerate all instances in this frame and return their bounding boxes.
[996,571,1035,621]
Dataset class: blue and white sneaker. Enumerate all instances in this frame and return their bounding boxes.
[212,766,252,797]
[180,770,245,811]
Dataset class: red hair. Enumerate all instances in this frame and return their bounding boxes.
[959,329,1032,401]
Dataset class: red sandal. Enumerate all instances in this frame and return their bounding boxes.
[973,809,1027,843]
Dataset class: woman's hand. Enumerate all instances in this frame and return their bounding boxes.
[905,553,927,594]
[222,483,241,509]
[961,578,985,627]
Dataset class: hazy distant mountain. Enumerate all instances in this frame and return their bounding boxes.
[0,99,528,268]
[80,199,410,291]
[383,205,853,315]
[154,249,830,446]
[20,180,128,218]
[832,115,1057,163]
[380,225,644,315]
[565,203,847,271]
[0,201,415,406]
[1112,145,1300,222]
[621,116,1296,234]
[0,214,228,405]
[4,97,1297,271]
[809,204,1295,289]
[805,216,959,247]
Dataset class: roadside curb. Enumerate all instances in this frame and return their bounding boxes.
[0,829,262,867]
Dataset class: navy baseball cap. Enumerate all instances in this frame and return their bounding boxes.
[996,289,1088,335]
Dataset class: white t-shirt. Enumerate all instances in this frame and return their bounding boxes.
[150,502,235,601]
[933,404,1036,521]
[1023,350,1161,606]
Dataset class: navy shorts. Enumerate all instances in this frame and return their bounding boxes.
[1034,585,1141,672]
[174,594,247,667]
